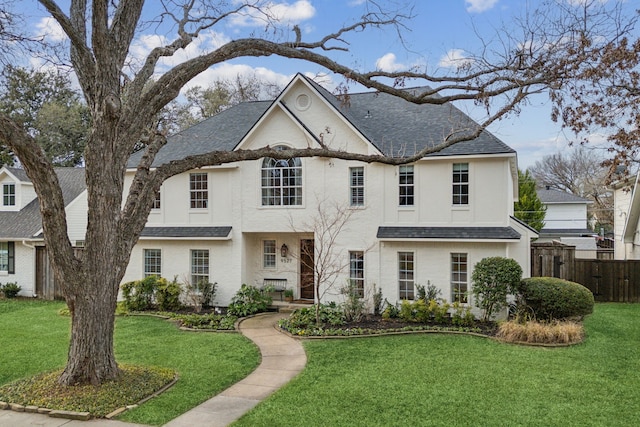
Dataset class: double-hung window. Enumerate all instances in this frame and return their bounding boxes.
[151,190,161,210]
[2,184,15,206]
[398,251,414,300]
[349,251,364,298]
[399,165,414,206]
[451,253,468,303]
[143,249,162,277]
[349,167,364,207]
[0,242,15,274]
[191,249,210,286]
[263,240,276,268]
[190,173,208,209]
[453,163,469,205]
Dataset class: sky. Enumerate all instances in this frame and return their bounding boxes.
[13,0,638,169]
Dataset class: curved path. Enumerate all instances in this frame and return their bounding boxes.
[1,312,306,427]
[164,312,306,427]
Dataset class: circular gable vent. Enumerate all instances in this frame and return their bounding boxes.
[295,93,311,111]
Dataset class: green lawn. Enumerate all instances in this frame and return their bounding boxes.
[0,299,260,426]
[235,303,640,427]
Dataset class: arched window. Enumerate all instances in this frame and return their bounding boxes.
[261,146,302,206]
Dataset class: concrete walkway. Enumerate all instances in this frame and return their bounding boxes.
[1,312,306,427]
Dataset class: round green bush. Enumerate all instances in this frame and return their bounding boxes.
[519,277,594,320]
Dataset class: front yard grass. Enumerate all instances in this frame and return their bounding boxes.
[0,299,260,426]
[235,303,640,427]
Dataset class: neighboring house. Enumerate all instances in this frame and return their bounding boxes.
[121,73,537,308]
[612,174,640,260]
[0,166,87,298]
[536,186,597,258]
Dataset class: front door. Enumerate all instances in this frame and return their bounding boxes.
[300,239,314,300]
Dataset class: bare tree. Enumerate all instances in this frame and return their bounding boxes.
[0,0,635,385]
[529,147,613,230]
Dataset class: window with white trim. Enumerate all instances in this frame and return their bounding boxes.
[451,253,468,303]
[453,163,469,205]
[2,184,15,206]
[144,249,162,277]
[398,251,414,300]
[261,146,302,206]
[152,190,161,210]
[190,173,208,209]
[191,249,209,285]
[263,240,276,268]
[399,165,414,206]
[0,242,15,273]
[349,251,364,298]
[349,167,364,207]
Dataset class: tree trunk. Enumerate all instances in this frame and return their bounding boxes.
[59,281,120,385]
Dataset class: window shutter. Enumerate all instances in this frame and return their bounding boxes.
[8,241,15,274]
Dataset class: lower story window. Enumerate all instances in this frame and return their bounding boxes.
[349,251,364,298]
[398,251,414,300]
[263,240,276,268]
[451,253,468,303]
[191,249,210,286]
[144,249,162,277]
[0,242,15,274]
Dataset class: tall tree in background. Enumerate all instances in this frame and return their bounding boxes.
[528,148,613,231]
[0,0,635,386]
[515,169,546,232]
[0,66,89,167]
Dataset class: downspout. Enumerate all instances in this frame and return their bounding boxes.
[21,240,37,297]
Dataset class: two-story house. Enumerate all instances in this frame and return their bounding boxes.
[0,166,87,298]
[121,74,537,307]
[536,186,597,258]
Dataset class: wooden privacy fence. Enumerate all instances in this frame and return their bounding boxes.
[574,259,640,303]
[531,242,640,303]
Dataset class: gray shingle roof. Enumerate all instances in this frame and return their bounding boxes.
[0,168,86,239]
[537,188,592,204]
[539,228,595,236]
[376,226,521,240]
[140,226,232,238]
[128,74,515,168]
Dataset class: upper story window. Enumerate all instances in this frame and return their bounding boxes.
[453,163,469,205]
[451,253,468,303]
[399,165,414,206]
[2,183,15,207]
[0,242,15,274]
[261,146,302,206]
[144,249,162,277]
[151,190,161,210]
[349,167,364,207]
[190,173,208,209]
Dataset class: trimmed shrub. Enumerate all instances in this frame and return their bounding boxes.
[472,257,522,321]
[227,284,272,317]
[519,277,594,320]
[1,282,21,298]
[156,277,183,311]
[120,276,158,311]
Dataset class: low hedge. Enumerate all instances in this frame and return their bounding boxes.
[519,277,594,320]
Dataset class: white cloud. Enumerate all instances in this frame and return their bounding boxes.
[35,17,67,42]
[465,0,499,13]
[438,49,474,69]
[375,53,406,72]
[231,1,316,27]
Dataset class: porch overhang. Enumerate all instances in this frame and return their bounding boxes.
[376,226,521,242]
[139,226,232,240]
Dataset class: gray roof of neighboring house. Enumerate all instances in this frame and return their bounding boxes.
[0,168,86,239]
[128,74,515,168]
[376,226,521,240]
[539,228,595,237]
[537,188,592,204]
[140,226,232,238]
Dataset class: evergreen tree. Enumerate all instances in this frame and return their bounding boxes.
[515,169,546,232]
